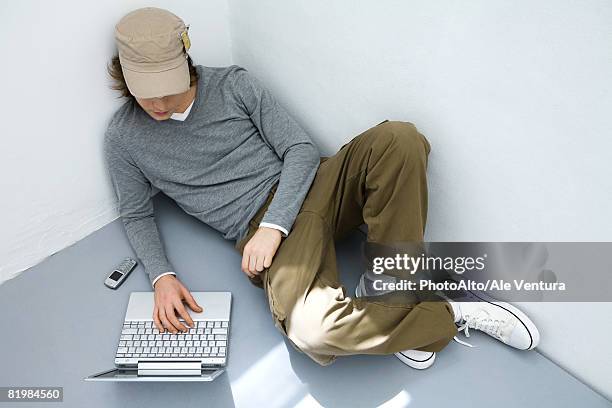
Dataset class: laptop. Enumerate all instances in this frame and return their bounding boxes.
[85,291,232,382]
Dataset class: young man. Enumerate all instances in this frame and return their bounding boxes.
[106,7,540,369]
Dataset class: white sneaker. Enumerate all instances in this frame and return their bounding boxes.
[395,349,436,370]
[443,288,540,350]
[355,279,436,370]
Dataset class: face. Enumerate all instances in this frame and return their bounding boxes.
[135,87,192,121]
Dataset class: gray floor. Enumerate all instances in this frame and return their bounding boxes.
[0,193,610,408]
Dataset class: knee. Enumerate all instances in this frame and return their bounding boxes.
[376,121,431,159]
[285,303,337,354]
[289,326,332,355]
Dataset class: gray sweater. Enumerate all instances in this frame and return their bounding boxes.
[104,64,320,286]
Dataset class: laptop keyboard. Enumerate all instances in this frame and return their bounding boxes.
[116,320,228,364]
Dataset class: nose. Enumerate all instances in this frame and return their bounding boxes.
[151,99,168,112]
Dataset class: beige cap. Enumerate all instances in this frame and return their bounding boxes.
[114,7,192,99]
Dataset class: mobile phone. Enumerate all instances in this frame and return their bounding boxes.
[105,258,137,289]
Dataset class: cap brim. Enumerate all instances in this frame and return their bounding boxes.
[122,60,190,99]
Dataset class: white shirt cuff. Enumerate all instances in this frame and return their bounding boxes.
[152,271,176,288]
[259,222,289,237]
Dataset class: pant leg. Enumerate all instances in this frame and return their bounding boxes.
[240,121,456,365]
[305,119,443,298]
[273,212,456,366]
[302,120,431,244]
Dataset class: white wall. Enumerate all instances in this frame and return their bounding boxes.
[0,1,232,283]
[227,0,612,399]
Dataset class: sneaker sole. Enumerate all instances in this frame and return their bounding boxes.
[394,350,436,370]
[463,288,540,350]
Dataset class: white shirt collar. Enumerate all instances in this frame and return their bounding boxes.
[170,98,195,121]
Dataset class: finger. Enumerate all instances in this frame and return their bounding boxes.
[241,252,250,273]
[242,254,254,277]
[182,288,203,312]
[158,308,174,334]
[263,254,273,268]
[175,302,195,329]
[162,306,179,333]
[153,305,164,333]
[255,254,265,272]
[249,254,257,273]
[166,305,188,332]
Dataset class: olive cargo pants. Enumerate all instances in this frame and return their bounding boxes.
[236,120,457,366]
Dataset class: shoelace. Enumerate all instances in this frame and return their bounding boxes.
[453,313,505,348]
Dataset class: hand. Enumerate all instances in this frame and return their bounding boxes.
[153,274,203,334]
[241,226,282,278]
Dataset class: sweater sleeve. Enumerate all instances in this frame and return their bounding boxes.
[104,130,175,287]
[231,66,320,234]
